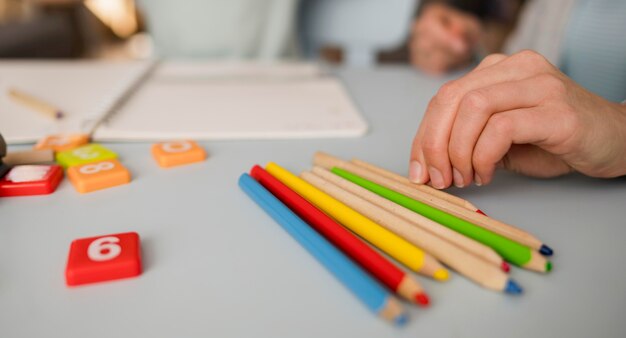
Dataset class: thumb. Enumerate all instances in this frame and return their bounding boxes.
[500,144,574,178]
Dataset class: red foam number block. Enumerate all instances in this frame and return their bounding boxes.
[65,232,142,287]
[0,165,63,197]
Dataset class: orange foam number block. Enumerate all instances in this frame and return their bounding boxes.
[67,159,131,193]
[65,232,142,286]
[152,140,207,168]
[34,133,89,152]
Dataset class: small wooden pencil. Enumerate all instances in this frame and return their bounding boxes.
[303,170,522,294]
[311,166,508,272]
[266,162,450,281]
[315,152,553,256]
[3,149,55,166]
[332,167,552,273]
[251,165,429,306]
[350,158,480,212]
[8,88,64,120]
[239,173,408,325]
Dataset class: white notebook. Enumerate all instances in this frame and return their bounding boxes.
[0,60,368,144]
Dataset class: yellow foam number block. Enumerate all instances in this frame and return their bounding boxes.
[56,144,117,168]
[151,140,206,168]
[67,159,131,193]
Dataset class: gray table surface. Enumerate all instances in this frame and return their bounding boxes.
[1,66,625,338]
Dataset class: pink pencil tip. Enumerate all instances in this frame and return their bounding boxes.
[415,293,430,307]
[502,261,511,273]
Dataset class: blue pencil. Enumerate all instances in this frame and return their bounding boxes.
[239,173,408,325]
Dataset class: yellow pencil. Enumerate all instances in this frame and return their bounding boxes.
[302,170,521,293]
[310,166,507,271]
[266,162,449,281]
[350,158,479,212]
[8,88,64,120]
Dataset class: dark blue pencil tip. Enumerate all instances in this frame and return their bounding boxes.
[540,244,553,256]
[394,313,409,327]
[505,279,523,295]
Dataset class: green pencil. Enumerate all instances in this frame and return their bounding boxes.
[331,167,551,273]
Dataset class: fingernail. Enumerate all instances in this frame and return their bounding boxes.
[428,167,444,189]
[452,168,464,188]
[409,161,422,182]
[474,173,482,186]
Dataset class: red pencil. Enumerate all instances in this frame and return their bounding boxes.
[251,165,429,306]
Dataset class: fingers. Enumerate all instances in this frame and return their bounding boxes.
[501,145,574,178]
[474,53,507,71]
[448,76,551,187]
[410,51,557,188]
[409,4,480,74]
[471,108,554,185]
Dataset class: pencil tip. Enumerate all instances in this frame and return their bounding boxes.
[433,269,449,281]
[546,261,553,272]
[539,244,554,256]
[250,165,262,179]
[501,261,510,273]
[476,209,487,215]
[394,313,409,326]
[505,279,523,295]
[415,293,430,306]
[55,111,64,119]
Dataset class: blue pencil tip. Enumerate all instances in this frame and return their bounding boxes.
[540,244,553,256]
[394,313,409,326]
[505,279,523,295]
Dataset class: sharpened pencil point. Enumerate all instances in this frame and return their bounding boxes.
[501,261,510,273]
[415,293,430,306]
[540,244,553,256]
[55,111,64,119]
[546,261,552,272]
[394,313,409,326]
[433,269,449,281]
[505,279,523,295]
[476,209,487,215]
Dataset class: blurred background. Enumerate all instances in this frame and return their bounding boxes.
[0,0,423,65]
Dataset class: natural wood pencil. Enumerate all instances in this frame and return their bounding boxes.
[302,171,522,293]
[311,166,507,271]
[314,152,552,255]
[350,158,479,212]
[266,162,450,281]
[8,88,64,119]
[3,149,55,166]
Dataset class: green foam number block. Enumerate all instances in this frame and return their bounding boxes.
[56,144,117,168]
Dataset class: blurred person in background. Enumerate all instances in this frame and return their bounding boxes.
[408,0,626,189]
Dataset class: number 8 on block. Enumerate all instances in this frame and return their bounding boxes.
[67,159,131,193]
[65,232,142,286]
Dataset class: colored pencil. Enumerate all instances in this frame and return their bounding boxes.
[311,166,508,272]
[251,165,430,305]
[315,152,553,256]
[265,162,450,281]
[331,167,552,273]
[239,173,408,325]
[350,157,480,213]
[8,88,64,119]
[303,170,521,294]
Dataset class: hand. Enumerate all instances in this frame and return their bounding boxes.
[410,3,482,74]
[409,50,626,188]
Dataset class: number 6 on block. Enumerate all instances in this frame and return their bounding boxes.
[65,232,142,287]
[67,159,131,193]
